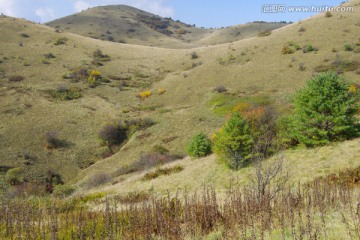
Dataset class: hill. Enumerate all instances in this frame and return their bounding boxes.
[46,5,288,48]
[0,0,359,200]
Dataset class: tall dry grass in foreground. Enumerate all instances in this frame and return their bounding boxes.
[1,177,360,239]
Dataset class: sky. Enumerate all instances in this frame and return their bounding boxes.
[0,0,347,27]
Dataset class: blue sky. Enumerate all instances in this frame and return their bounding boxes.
[0,0,346,27]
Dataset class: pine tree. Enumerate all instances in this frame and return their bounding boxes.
[213,113,254,170]
[187,133,212,158]
[290,72,359,147]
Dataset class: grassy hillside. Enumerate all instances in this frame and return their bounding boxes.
[0,0,360,200]
[46,5,288,48]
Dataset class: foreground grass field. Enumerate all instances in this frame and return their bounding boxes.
[79,138,360,199]
[1,170,360,239]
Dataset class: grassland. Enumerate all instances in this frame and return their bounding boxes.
[46,5,288,48]
[0,0,360,202]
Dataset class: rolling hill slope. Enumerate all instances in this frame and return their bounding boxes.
[0,0,360,198]
[46,5,288,48]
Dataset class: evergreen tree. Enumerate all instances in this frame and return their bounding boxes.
[213,113,254,170]
[187,133,212,158]
[290,72,359,147]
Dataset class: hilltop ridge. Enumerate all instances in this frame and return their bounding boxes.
[46,5,288,48]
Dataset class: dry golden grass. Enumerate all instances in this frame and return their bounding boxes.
[46,5,287,48]
[81,138,360,198]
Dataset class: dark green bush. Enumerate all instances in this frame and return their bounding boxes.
[344,44,354,51]
[49,86,82,101]
[92,49,110,62]
[20,33,29,38]
[303,44,316,53]
[44,130,60,149]
[98,123,127,146]
[286,72,359,147]
[187,133,212,158]
[54,37,68,45]
[191,52,199,59]
[44,53,56,59]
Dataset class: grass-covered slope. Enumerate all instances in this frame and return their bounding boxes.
[0,0,360,196]
[46,5,288,48]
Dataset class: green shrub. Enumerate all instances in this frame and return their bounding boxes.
[344,44,354,51]
[191,52,199,59]
[53,184,76,198]
[294,44,302,50]
[287,72,359,147]
[98,118,155,147]
[54,37,68,45]
[98,123,127,146]
[44,53,56,59]
[44,130,60,149]
[5,168,24,186]
[45,170,64,193]
[213,113,254,170]
[303,44,316,53]
[92,49,110,62]
[49,86,82,101]
[20,33,29,38]
[187,133,212,158]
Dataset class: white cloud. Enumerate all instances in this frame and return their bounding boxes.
[0,0,175,22]
[74,1,90,12]
[130,0,174,17]
[35,8,55,22]
[0,0,17,17]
